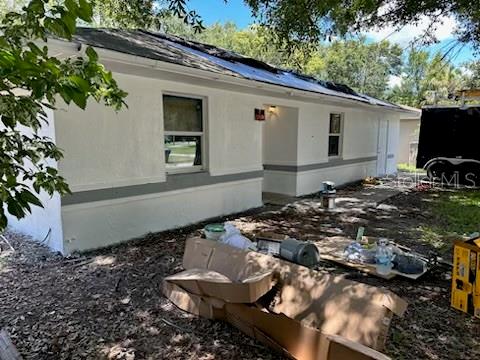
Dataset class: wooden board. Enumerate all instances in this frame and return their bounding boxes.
[317,236,428,280]
[0,330,22,360]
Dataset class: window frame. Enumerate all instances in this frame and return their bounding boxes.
[163,93,208,174]
[328,113,344,159]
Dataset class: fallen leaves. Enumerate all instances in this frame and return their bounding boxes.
[0,186,479,359]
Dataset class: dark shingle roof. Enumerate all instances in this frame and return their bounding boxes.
[72,28,403,110]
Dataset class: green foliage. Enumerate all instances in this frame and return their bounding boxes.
[388,49,467,107]
[0,0,127,230]
[82,1,480,53]
[463,61,480,89]
[307,37,402,98]
[196,23,304,69]
[244,0,480,52]
[420,191,480,253]
[89,1,480,103]
[397,163,426,174]
[91,0,205,32]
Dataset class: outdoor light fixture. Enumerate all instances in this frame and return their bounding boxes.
[268,105,277,114]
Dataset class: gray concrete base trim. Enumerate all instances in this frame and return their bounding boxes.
[62,170,264,206]
[264,156,378,172]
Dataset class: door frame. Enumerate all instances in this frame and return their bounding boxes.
[377,118,389,176]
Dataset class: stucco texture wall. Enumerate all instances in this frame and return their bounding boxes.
[263,100,399,196]
[55,72,265,252]
[398,119,420,164]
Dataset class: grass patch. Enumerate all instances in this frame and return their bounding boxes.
[398,163,425,173]
[170,144,195,155]
[432,191,480,234]
[419,190,480,253]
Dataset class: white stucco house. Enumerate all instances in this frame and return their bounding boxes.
[398,106,422,165]
[7,29,417,254]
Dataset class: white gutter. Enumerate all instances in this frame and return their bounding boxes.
[47,38,418,115]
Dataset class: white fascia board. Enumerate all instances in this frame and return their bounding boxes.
[50,39,408,113]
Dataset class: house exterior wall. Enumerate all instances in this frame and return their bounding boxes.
[55,72,264,253]
[398,118,420,164]
[5,107,64,253]
[263,102,400,196]
[8,47,407,253]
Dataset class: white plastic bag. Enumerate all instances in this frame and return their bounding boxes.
[219,223,253,250]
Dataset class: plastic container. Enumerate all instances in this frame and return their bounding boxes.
[204,223,225,241]
[375,238,393,275]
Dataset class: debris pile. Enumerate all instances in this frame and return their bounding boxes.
[163,237,408,360]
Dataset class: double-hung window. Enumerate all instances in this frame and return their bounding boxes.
[163,95,204,172]
[328,113,343,157]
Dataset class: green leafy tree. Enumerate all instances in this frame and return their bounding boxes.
[196,23,306,69]
[463,61,480,89]
[244,0,480,52]
[0,0,126,230]
[90,0,205,32]
[305,37,402,98]
[423,53,463,102]
[389,49,464,106]
[389,49,431,107]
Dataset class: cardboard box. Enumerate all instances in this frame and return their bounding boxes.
[163,237,408,360]
[451,237,480,318]
[164,268,274,303]
[163,279,391,360]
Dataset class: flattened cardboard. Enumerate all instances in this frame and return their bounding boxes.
[164,268,274,303]
[224,303,391,360]
[163,279,391,360]
[181,237,408,351]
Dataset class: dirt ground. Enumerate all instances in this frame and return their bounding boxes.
[1,184,479,360]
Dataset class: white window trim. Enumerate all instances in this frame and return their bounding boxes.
[163,93,208,174]
[328,113,344,159]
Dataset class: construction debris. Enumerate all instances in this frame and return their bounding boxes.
[163,237,408,360]
[317,236,428,280]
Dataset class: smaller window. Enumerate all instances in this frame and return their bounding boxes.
[328,113,343,157]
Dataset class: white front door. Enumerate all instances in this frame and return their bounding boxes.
[377,118,388,176]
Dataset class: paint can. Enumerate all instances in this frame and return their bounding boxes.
[320,181,336,210]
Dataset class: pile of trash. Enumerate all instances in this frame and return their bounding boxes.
[342,228,426,277]
[203,222,320,268]
[163,236,408,360]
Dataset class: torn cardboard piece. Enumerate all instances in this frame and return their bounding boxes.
[164,268,274,303]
